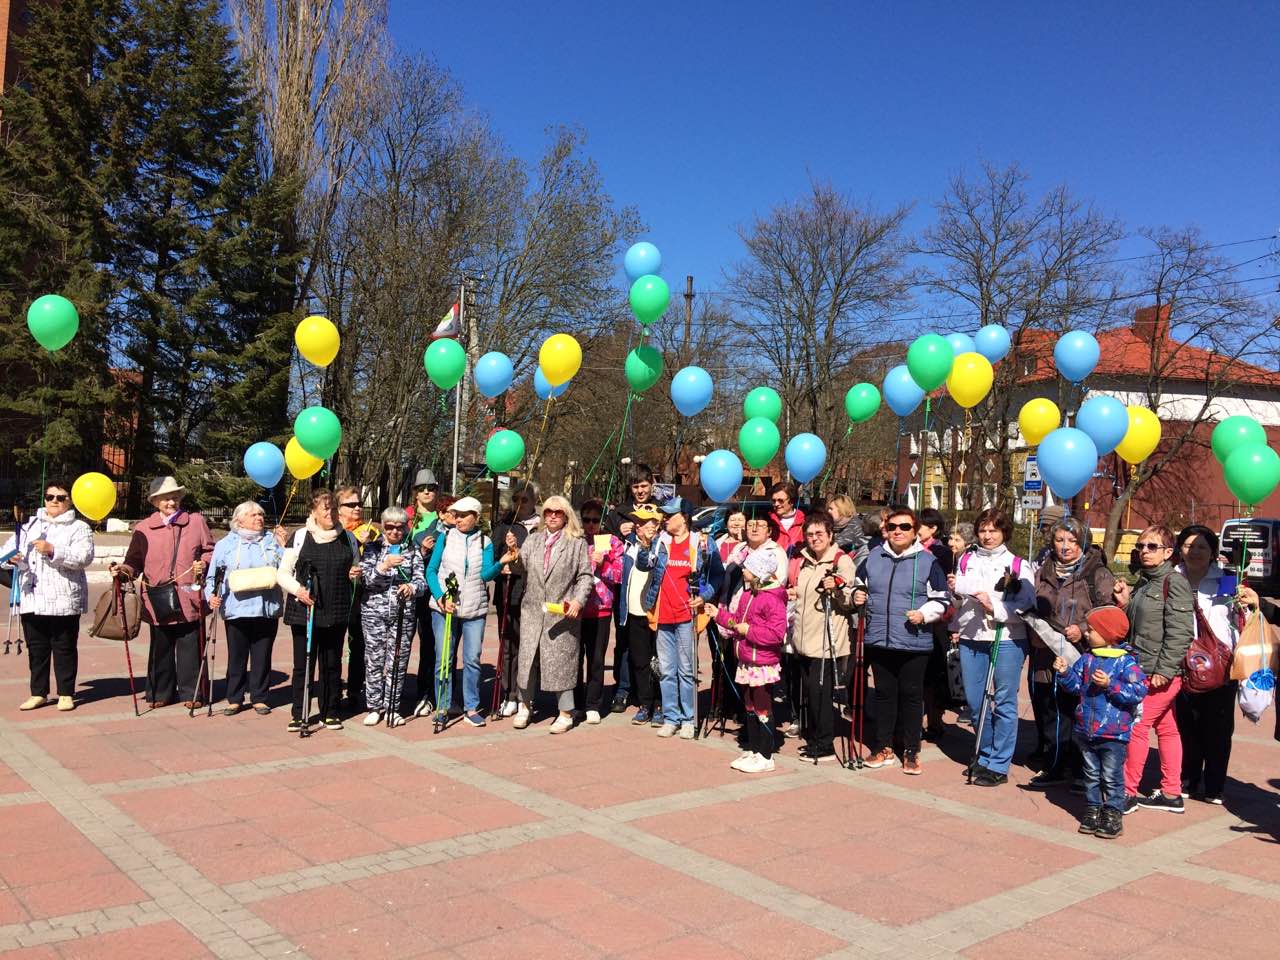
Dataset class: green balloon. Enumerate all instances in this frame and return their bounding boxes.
[485,429,525,473]
[845,382,881,424]
[1211,415,1267,466]
[1224,443,1280,506]
[625,345,663,392]
[294,406,342,459]
[739,417,781,469]
[424,338,466,389]
[629,274,669,326]
[26,294,80,351]
[906,334,955,392]
[743,386,782,423]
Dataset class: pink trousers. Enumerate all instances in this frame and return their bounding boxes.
[1123,676,1183,797]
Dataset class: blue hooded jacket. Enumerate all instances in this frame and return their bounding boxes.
[1057,647,1148,742]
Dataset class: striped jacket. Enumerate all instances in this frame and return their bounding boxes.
[1,510,95,616]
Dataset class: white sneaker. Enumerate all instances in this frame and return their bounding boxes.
[549,714,574,735]
[513,705,531,729]
[414,698,433,718]
[656,723,678,738]
[730,753,757,772]
[679,723,695,740]
[388,714,406,727]
[585,710,602,725]
[742,754,775,773]
[501,700,518,718]
[362,711,382,726]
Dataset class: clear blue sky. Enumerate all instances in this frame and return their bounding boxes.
[392,1,1279,305]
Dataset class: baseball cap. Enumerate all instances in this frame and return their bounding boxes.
[629,504,662,522]
[660,496,687,516]
[451,496,482,515]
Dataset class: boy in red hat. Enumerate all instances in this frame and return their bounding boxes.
[1053,605,1148,839]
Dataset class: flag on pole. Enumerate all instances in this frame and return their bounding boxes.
[432,302,460,340]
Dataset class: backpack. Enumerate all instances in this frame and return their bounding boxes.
[1180,580,1232,693]
[958,551,1023,579]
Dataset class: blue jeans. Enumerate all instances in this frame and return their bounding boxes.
[1076,737,1127,811]
[431,611,485,713]
[960,635,1029,774]
[656,620,696,726]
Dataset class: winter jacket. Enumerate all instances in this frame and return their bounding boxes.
[1178,563,1238,651]
[1057,647,1148,742]
[204,527,283,620]
[951,545,1036,644]
[771,509,806,555]
[638,531,725,613]
[856,541,950,653]
[831,516,868,563]
[0,509,94,616]
[359,539,427,623]
[715,582,787,670]
[617,535,650,628]
[585,534,624,618]
[1122,561,1195,679]
[1031,545,1115,671]
[277,521,359,628]
[426,526,502,619]
[121,511,215,624]
[790,546,857,658]
[517,531,594,692]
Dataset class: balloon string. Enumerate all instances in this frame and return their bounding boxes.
[521,397,554,500]
[819,424,853,490]
[581,419,622,490]
[279,479,298,528]
[603,392,636,508]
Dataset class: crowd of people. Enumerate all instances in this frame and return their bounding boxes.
[1,465,1273,839]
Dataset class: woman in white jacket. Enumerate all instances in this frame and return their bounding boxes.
[1,480,94,711]
[949,508,1036,786]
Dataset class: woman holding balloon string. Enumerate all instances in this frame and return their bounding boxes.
[2,479,94,712]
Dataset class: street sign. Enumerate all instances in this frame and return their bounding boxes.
[1022,493,1044,511]
[1023,454,1042,492]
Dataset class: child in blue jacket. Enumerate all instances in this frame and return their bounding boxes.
[1053,604,1147,840]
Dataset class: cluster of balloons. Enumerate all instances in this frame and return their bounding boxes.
[1213,415,1280,506]
[27,295,80,352]
[626,242,669,328]
[1028,401,1162,499]
[739,388,782,469]
[882,325,1011,417]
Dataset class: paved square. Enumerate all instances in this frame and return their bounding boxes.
[0,618,1276,959]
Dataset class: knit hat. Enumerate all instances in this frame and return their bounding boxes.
[1085,605,1130,646]
[744,548,778,581]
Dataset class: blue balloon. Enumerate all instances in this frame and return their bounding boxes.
[785,433,827,484]
[883,364,925,417]
[700,449,744,503]
[624,242,662,282]
[534,367,569,400]
[243,441,284,488]
[1054,330,1100,384]
[1037,428,1098,499]
[1075,395,1128,456]
[946,332,976,357]
[974,324,1011,363]
[670,366,713,416]
[474,351,513,398]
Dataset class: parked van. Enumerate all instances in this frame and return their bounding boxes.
[1219,517,1280,599]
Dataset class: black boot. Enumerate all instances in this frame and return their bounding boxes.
[1095,807,1123,839]
[1078,806,1101,835]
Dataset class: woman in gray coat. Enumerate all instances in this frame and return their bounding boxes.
[514,495,593,734]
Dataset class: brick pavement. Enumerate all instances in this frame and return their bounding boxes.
[0,605,1276,959]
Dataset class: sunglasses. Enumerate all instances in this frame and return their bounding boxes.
[340,501,361,509]
[383,522,406,531]
[885,521,915,532]
[543,508,566,517]
[771,497,789,505]
[1137,542,1167,552]
[582,516,601,524]
[415,485,438,493]
[44,494,69,503]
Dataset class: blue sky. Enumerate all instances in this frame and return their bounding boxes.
[392,1,1279,306]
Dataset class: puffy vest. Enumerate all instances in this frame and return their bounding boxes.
[432,527,490,619]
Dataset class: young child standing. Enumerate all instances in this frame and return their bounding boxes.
[707,550,787,773]
[1054,605,1148,839]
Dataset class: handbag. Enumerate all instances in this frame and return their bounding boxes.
[90,580,142,641]
[143,525,183,622]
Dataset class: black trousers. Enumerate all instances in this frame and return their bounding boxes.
[1176,682,1237,797]
[799,655,836,755]
[224,616,275,706]
[625,616,657,710]
[146,621,201,703]
[345,615,365,707]
[1029,674,1081,776]
[291,622,346,721]
[495,599,519,705]
[866,646,929,756]
[22,613,78,698]
[578,616,611,712]
[414,595,436,705]
[922,625,950,729]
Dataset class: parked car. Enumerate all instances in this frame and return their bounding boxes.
[1219,516,1280,599]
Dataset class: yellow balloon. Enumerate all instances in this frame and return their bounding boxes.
[71,472,116,522]
[295,315,340,367]
[285,436,324,479]
[945,352,994,409]
[1115,406,1162,464]
[1018,397,1061,445]
[538,333,582,387]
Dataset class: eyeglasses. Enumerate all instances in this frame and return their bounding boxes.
[383,522,406,531]
[746,520,770,528]
[340,501,361,509]
[885,521,915,532]
[582,516,601,524]
[1137,542,1167,552]
[44,494,69,503]
[771,497,789,505]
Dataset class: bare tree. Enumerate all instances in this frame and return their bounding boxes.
[1099,227,1278,555]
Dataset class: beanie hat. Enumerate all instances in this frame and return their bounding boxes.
[1086,604,1130,646]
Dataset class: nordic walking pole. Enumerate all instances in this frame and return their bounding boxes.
[848,609,866,769]
[386,594,406,728]
[433,573,459,734]
[300,570,316,739]
[116,577,141,717]
[967,624,1003,784]
[190,567,221,718]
